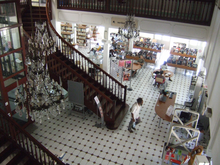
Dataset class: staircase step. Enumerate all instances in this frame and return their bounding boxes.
[63,72,73,79]
[57,68,67,75]
[0,135,7,147]
[6,150,26,165]
[72,76,78,82]
[21,156,33,165]
[1,149,19,165]
[0,143,16,163]
[51,63,62,70]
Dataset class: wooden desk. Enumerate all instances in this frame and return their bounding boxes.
[153,69,174,78]
[153,93,176,127]
[126,63,142,77]
[127,63,142,70]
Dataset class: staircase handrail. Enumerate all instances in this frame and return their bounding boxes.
[45,0,127,105]
[0,108,65,165]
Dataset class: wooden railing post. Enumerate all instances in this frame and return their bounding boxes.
[106,0,110,12]
[124,85,127,106]
[112,100,116,120]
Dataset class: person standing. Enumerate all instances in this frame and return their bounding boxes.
[128,98,143,133]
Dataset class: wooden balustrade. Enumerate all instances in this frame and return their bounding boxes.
[0,108,65,165]
[57,0,215,26]
[47,53,118,120]
[46,0,127,106]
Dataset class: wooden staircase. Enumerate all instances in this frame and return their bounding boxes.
[21,2,129,130]
[0,131,40,165]
[22,6,47,36]
[47,50,129,129]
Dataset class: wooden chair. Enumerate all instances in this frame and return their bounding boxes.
[182,98,196,109]
[154,74,166,89]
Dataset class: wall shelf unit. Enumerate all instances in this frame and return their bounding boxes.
[75,24,89,46]
[167,63,197,71]
[125,55,156,64]
[133,45,162,53]
[91,26,98,41]
[132,45,160,64]
[61,23,74,43]
[166,43,198,71]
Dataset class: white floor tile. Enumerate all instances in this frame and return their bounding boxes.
[25,48,195,164]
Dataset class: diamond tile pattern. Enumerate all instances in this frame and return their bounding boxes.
[26,47,195,165]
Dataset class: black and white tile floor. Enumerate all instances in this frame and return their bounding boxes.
[26,47,195,165]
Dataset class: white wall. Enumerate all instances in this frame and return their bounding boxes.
[204,6,220,164]
[55,9,210,42]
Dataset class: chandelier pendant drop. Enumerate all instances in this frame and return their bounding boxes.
[14,22,65,123]
[118,14,140,40]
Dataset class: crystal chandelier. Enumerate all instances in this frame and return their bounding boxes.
[14,22,65,123]
[118,14,140,40]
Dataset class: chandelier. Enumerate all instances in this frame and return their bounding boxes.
[118,14,140,40]
[14,22,65,123]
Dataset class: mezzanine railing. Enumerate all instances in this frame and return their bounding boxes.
[57,0,215,26]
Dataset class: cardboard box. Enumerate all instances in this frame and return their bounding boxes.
[193,155,209,165]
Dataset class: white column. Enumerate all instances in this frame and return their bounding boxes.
[102,39,111,87]
[128,38,134,52]
[102,39,110,73]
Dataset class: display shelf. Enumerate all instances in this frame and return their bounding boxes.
[170,51,196,58]
[133,45,161,53]
[125,55,156,64]
[75,24,89,46]
[171,42,198,56]
[61,23,74,44]
[167,42,198,71]
[133,37,164,52]
[167,63,197,71]
[61,31,73,35]
[91,26,98,41]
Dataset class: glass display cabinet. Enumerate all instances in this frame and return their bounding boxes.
[0,0,28,127]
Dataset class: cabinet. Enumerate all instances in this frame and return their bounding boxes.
[75,24,89,46]
[167,43,197,71]
[61,23,74,43]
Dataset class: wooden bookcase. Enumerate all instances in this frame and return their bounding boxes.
[61,23,74,43]
[133,45,161,53]
[167,44,197,71]
[75,24,89,46]
[91,26,98,41]
[131,45,159,64]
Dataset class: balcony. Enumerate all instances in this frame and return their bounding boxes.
[57,0,215,26]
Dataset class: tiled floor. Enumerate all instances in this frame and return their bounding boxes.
[26,47,195,165]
